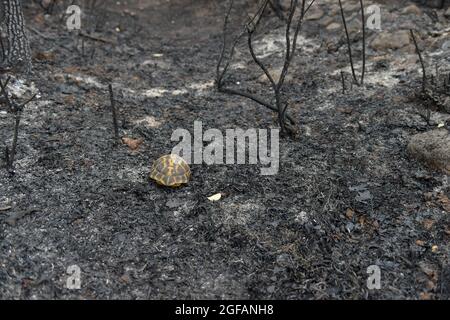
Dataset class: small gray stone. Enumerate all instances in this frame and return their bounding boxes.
[401,4,422,16]
[306,7,324,21]
[326,22,341,31]
[345,222,355,233]
[408,129,450,174]
[370,30,411,51]
[355,190,373,202]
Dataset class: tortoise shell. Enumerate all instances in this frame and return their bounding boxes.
[149,154,191,187]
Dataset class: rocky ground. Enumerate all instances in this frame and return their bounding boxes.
[0,0,449,299]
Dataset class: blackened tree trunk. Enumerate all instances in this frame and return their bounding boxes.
[0,0,31,73]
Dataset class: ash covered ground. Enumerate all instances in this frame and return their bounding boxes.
[0,0,449,299]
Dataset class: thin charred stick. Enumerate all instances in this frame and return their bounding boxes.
[9,109,22,169]
[217,33,244,88]
[435,63,439,83]
[447,72,450,90]
[4,146,10,168]
[216,0,261,88]
[304,0,317,14]
[0,76,13,112]
[220,86,295,124]
[341,71,346,94]
[338,0,359,86]
[20,93,37,109]
[216,0,235,88]
[278,0,309,132]
[279,0,298,91]
[217,0,310,133]
[217,0,273,86]
[216,0,295,128]
[247,1,276,91]
[278,0,308,106]
[446,72,450,90]
[360,0,366,85]
[410,29,426,93]
[279,0,308,90]
[108,83,119,143]
[0,35,5,63]
[0,75,36,170]
[247,0,287,132]
[217,79,296,124]
[9,93,36,169]
[247,0,308,132]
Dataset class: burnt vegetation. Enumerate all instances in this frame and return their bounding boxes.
[216,0,368,135]
[0,0,449,300]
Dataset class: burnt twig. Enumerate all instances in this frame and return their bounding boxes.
[4,146,10,169]
[0,76,13,111]
[0,77,36,171]
[360,0,366,85]
[0,35,5,63]
[410,29,427,93]
[216,0,296,129]
[338,0,366,87]
[216,0,237,88]
[10,93,36,170]
[338,0,358,86]
[217,0,316,134]
[9,109,23,170]
[219,86,295,124]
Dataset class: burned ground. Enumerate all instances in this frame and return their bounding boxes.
[0,0,449,299]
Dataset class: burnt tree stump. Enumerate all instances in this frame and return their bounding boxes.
[0,0,32,73]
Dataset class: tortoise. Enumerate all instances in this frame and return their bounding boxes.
[149,154,191,187]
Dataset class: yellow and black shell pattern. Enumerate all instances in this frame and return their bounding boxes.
[149,154,191,187]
